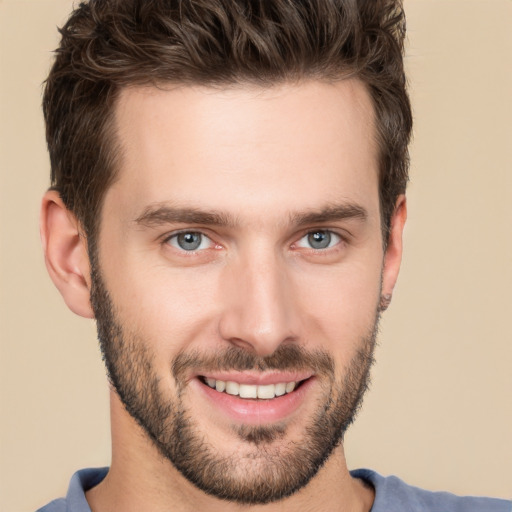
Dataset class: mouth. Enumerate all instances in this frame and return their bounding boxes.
[189,371,317,425]
[192,372,315,424]
[200,376,307,400]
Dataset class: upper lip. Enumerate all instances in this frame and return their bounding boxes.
[196,371,313,386]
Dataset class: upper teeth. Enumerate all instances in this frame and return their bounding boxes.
[204,378,297,399]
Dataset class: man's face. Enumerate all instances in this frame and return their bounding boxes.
[93,80,390,503]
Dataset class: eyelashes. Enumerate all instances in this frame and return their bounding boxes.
[166,231,214,252]
[163,229,345,255]
[294,230,342,250]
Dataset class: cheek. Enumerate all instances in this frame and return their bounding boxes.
[293,261,382,354]
[103,255,223,357]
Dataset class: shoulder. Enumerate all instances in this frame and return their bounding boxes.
[351,468,511,512]
[36,467,109,512]
[36,498,67,512]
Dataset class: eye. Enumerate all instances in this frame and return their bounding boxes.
[166,232,213,251]
[295,230,341,250]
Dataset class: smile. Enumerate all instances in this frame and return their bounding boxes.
[195,374,314,423]
[202,377,299,399]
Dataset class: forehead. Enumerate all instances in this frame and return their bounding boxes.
[108,79,379,225]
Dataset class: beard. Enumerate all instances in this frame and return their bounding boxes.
[90,259,378,505]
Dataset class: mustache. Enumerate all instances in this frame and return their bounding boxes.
[172,344,335,382]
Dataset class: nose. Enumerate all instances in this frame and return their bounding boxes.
[218,249,301,356]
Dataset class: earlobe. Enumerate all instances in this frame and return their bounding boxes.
[40,190,95,319]
[380,195,407,310]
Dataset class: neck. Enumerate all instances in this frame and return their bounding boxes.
[86,392,374,512]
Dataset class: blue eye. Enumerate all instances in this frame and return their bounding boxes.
[167,232,212,251]
[296,230,341,250]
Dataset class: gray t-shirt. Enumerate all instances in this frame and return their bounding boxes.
[37,467,511,511]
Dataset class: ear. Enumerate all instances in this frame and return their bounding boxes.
[381,195,407,303]
[40,190,94,318]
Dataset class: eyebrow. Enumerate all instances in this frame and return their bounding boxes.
[290,204,368,225]
[134,202,368,229]
[134,204,235,228]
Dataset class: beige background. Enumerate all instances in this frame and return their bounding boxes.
[1,0,511,510]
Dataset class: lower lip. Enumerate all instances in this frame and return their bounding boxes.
[194,377,315,424]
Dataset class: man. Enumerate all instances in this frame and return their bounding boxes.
[37,0,510,511]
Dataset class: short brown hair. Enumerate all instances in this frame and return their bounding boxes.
[43,0,412,246]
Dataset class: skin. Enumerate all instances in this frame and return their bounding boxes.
[41,79,406,512]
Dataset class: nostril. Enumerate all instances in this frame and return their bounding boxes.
[226,337,258,353]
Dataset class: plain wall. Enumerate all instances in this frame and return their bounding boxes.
[0,1,511,510]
